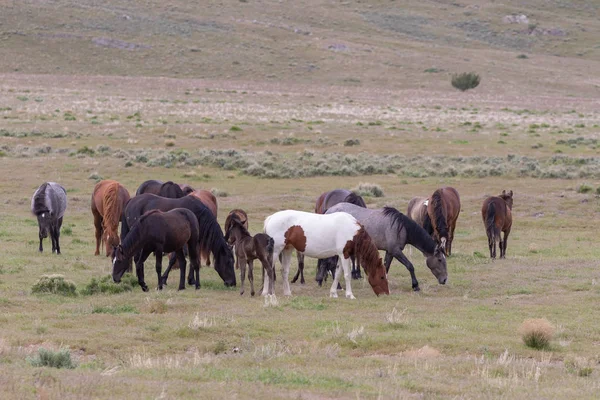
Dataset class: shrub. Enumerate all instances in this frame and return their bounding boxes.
[517,54,528,59]
[230,126,243,132]
[31,275,77,296]
[451,72,481,91]
[27,347,76,369]
[519,318,554,349]
[577,184,593,194]
[352,182,384,198]
[81,274,138,295]
[344,139,360,147]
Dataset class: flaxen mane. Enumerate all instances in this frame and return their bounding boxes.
[32,183,49,215]
[102,181,123,236]
[430,190,448,239]
[382,207,436,254]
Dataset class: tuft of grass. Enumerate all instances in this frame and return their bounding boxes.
[92,305,138,314]
[517,54,529,59]
[31,275,77,297]
[229,125,243,132]
[519,318,554,350]
[451,72,480,92]
[343,139,360,147]
[27,347,76,369]
[577,184,593,194]
[164,139,175,147]
[62,226,72,236]
[352,182,384,198]
[81,274,138,295]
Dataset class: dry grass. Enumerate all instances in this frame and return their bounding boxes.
[519,319,555,350]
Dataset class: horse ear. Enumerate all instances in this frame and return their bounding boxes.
[509,190,513,197]
[502,190,506,195]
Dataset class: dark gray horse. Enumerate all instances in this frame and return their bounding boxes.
[31,182,67,254]
[326,203,447,291]
[292,189,367,285]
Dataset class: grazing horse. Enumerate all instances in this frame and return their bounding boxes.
[112,208,200,291]
[31,182,67,254]
[225,217,274,296]
[136,179,185,198]
[407,197,431,231]
[482,190,513,259]
[326,203,447,291]
[263,210,389,300]
[427,187,461,256]
[187,190,218,218]
[120,194,236,288]
[91,180,131,257]
[293,189,367,285]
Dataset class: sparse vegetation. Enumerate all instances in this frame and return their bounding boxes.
[451,72,481,91]
[519,318,554,349]
[27,348,76,369]
[31,275,77,297]
[352,182,384,198]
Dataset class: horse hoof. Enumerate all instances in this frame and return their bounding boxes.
[300,279,305,285]
[142,286,149,292]
[178,286,185,291]
[346,294,356,300]
[330,293,338,298]
[251,292,255,297]
[413,286,421,292]
[195,285,200,290]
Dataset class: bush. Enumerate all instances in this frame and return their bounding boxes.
[27,347,76,369]
[352,182,384,198]
[451,72,481,92]
[31,275,77,297]
[344,139,360,147]
[519,318,554,349]
[577,183,593,193]
[81,274,138,295]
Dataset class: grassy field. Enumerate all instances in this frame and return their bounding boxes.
[1,1,600,399]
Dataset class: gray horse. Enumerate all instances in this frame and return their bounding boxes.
[326,203,447,291]
[31,182,67,254]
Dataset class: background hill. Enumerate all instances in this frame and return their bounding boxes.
[2,0,600,95]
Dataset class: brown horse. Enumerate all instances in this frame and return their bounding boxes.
[482,190,513,259]
[91,180,131,257]
[179,184,195,195]
[187,190,218,218]
[225,217,274,297]
[112,208,200,291]
[225,209,248,233]
[427,187,461,256]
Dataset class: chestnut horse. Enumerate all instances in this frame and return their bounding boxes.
[293,189,367,285]
[91,180,131,256]
[112,208,200,291]
[263,210,389,301]
[188,190,218,218]
[482,190,513,259]
[427,187,461,256]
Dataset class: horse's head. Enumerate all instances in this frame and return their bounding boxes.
[500,190,514,210]
[111,245,128,283]
[367,257,390,296]
[426,245,448,285]
[104,231,120,257]
[214,245,236,287]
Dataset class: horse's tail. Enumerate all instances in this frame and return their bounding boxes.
[31,182,49,215]
[266,235,274,266]
[486,202,499,246]
[103,182,122,235]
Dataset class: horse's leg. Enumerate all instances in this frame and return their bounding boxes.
[291,255,301,284]
[351,254,362,280]
[263,247,280,296]
[488,232,494,259]
[155,251,165,290]
[93,213,102,256]
[281,250,292,296]
[393,250,420,291]
[448,221,456,256]
[239,256,247,296]
[384,251,393,273]
[501,230,510,259]
[297,252,305,284]
[55,217,63,255]
[38,225,44,253]
[248,259,255,297]
[329,258,343,298]
[315,259,326,286]
[136,248,152,292]
[340,256,355,299]
[176,250,187,290]
[161,252,177,286]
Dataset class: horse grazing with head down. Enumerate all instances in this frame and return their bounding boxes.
[482,190,513,259]
[31,182,67,254]
[326,203,447,291]
[121,194,236,288]
[427,187,461,256]
[263,210,389,301]
[112,208,200,291]
[225,217,274,297]
[136,180,186,198]
[91,180,131,257]
[292,189,367,285]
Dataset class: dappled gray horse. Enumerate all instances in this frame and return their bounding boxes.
[326,203,447,291]
[31,182,67,254]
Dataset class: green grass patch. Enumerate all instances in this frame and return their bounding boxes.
[81,274,138,295]
[31,275,77,297]
[27,348,76,369]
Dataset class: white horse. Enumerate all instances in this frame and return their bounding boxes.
[263,210,389,300]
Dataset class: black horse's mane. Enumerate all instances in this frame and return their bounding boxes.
[32,183,49,215]
[344,192,367,208]
[430,190,448,239]
[382,207,436,254]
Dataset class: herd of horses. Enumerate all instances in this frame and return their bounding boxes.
[31,180,515,299]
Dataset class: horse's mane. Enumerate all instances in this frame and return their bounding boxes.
[352,227,382,274]
[345,192,367,208]
[32,183,49,215]
[184,199,229,258]
[382,207,435,255]
[119,212,150,259]
[103,181,124,235]
[430,190,448,239]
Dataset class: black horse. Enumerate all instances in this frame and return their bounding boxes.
[121,194,236,288]
[135,180,187,198]
[113,208,200,291]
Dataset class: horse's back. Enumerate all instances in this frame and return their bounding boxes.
[407,197,427,225]
[189,190,218,217]
[135,179,163,196]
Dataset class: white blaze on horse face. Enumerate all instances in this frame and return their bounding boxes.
[112,257,117,267]
[41,213,45,218]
